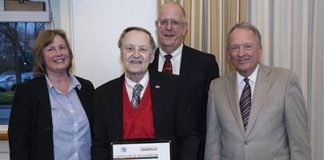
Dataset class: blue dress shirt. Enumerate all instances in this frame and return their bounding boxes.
[46,75,91,160]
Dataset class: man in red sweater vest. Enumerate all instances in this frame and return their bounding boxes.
[92,26,199,160]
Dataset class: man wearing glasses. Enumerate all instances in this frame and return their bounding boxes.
[149,2,220,160]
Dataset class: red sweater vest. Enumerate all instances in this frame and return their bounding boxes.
[122,82,155,139]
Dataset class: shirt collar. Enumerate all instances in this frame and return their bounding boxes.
[236,64,259,84]
[45,73,81,93]
[125,71,149,89]
[159,43,183,60]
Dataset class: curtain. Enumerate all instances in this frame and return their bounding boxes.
[249,0,323,159]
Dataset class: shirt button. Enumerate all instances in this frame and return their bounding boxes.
[244,141,248,145]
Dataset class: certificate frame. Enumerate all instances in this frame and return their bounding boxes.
[111,138,173,160]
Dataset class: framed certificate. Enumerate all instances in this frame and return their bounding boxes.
[111,138,173,160]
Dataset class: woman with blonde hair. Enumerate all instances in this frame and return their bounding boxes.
[8,29,94,160]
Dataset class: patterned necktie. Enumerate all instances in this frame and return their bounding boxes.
[162,54,173,74]
[131,84,143,109]
[239,78,251,131]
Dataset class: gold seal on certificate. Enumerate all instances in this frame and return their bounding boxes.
[111,139,172,160]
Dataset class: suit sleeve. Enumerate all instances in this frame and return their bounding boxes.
[205,80,221,160]
[77,78,95,136]
[284,72,311,159]
[8,84,34,160]
[206,54,220,81]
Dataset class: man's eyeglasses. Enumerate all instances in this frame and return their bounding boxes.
[157,19,185,28]
[229,43,256,53]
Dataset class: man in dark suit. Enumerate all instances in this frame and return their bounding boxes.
[149,2,219,159]
[91,26,199,160]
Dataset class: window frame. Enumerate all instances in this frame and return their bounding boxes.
[0,0,50,140]
[0,0,50,22]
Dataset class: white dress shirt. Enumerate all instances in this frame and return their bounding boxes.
[158,44,183,75]
[124,71,149,101]
[236,64,259,100]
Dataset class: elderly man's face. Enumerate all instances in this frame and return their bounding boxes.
[228,28,262,77]
[120,30,154,79]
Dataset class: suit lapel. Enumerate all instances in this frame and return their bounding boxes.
[148,73,164,137]
[226,72,245,134]
[75,79,90,119]
[245,64,272,135]
[36,77,53,120]
[112,75,124,139]
[179,45,192,78]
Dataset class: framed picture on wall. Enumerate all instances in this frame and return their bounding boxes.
[0,22,46,140]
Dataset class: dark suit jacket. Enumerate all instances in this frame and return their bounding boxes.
[91,72,200,160]
[149,45,219,151]
[8,75,94,160]
[149,45,219,135]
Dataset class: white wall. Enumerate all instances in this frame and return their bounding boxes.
[66,0,157,87]
[0,2,157,159]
